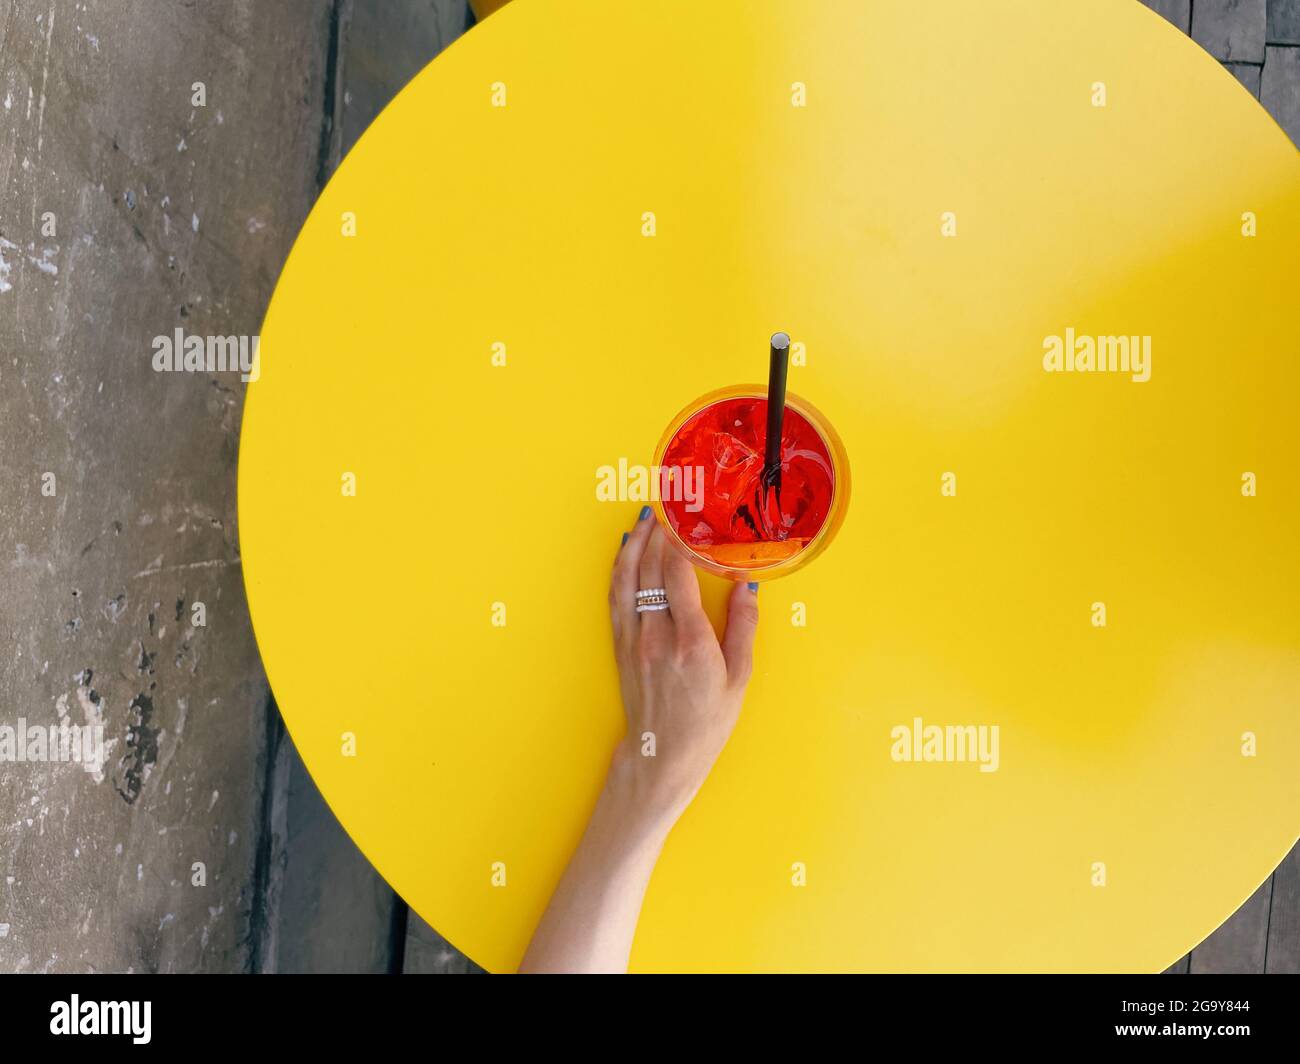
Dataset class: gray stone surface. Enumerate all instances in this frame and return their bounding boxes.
[1224,60,1265,96]
[1261,44,1300,141]
[0,0,332,971]
[1193,0,1268,62]
[1140,0,1193,33]
[1267,0,1300,43]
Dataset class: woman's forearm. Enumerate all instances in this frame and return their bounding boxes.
[518,516,758,973]
[518,753,676,974]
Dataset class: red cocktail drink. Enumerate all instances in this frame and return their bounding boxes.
[654,387,848,579]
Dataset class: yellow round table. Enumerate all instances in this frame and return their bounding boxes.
[239,0,1300,972]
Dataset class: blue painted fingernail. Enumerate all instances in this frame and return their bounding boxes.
[621,531,629,546]
[639,505,652,521]
[747,582,759,593]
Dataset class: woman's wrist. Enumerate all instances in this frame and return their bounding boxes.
[599,741,687,848]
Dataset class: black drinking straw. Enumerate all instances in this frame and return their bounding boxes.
[761,332,790,499]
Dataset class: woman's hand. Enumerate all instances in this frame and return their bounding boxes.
[518,506,760,973]
[606,506,760,831]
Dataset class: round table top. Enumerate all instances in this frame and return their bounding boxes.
[239,0,1300,972]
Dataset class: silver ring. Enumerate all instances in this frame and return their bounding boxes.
[635,587,669,613]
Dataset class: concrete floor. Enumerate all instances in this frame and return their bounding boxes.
[0,0,1296,974]
[0,0,331,972]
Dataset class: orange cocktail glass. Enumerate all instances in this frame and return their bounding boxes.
[652,385,850,581]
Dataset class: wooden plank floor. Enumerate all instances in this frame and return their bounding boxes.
[279,0,1300,973]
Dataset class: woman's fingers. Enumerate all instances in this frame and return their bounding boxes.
[610,506,656,652]
[721,580,760,688]
[662,538,709,640]
[636,525,671,644]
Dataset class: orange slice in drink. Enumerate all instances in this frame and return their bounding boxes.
[696,539,808,569]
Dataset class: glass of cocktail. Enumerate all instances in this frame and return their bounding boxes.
[652,383,850,582]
